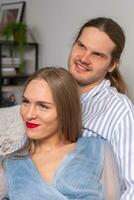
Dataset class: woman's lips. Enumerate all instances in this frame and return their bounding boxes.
[26,122,40,128]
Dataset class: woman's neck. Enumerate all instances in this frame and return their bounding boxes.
[34,138,72,154]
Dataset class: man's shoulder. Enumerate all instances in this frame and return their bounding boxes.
[84,84,133,111]
[106,86,134,109]
[82,85,134,126]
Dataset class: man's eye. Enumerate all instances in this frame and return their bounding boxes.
[94,53,101,56]
[76,41,85,49]
[93,52,104,58]
[78,43,85,48]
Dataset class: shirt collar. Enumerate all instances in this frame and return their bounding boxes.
[80,79,111,103]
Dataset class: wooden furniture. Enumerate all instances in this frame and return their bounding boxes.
[0,41,39,107]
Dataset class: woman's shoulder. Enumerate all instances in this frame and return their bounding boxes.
[77,135,107,159]
[2,155,29,170]
[78,135,107,146]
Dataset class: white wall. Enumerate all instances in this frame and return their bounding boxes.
[1,0,134,101]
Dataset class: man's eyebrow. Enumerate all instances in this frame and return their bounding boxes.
[77,40,84,45]
[92,51,107,57]
[77,39,108,58]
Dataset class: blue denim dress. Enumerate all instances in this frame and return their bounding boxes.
[4,136,106,200]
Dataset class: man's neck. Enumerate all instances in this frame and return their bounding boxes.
[79,85,94,94]
[79,81,102,94]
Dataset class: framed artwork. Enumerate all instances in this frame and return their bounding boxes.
[0,1,25,29]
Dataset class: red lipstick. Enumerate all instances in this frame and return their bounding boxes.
[26,122,40,128]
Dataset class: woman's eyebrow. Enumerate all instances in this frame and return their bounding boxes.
[22,95,53,105]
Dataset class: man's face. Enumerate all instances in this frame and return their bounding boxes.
[68,27,117,93]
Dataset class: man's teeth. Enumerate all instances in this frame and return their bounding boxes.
[77,64,88,71]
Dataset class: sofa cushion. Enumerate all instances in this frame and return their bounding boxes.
[0,105,25,156]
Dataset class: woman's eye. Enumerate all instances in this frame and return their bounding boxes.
[22,99,29,105]
[39,104,49,109]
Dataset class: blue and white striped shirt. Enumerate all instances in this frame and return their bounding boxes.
[81,79,134,200]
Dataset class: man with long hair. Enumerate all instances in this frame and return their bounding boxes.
[68,17,134,200]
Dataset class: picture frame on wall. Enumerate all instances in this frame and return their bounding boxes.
[0,1,25,29]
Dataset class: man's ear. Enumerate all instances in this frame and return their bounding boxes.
[108,60,119,72]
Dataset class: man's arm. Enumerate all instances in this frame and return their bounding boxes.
[113,111,134,200]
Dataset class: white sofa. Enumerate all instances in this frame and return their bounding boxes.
[0,105,25,156]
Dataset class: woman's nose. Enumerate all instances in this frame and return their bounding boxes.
[26,105,37,120]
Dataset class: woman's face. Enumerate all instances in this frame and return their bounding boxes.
[20,79,60,143]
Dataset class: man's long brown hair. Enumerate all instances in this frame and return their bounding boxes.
[74,17,127,94]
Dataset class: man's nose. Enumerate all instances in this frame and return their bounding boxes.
[80,51,91,64]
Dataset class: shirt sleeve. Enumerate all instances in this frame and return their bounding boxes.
[102,143,120,200]
[0,162,8,200]
[113,111,134,200]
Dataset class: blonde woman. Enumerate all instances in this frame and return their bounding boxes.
[0,67,120,200]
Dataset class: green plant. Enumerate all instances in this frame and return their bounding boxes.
[2,22,27,43]
[2,22,27,73]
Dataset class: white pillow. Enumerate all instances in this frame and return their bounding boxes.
[0,105,25,156]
